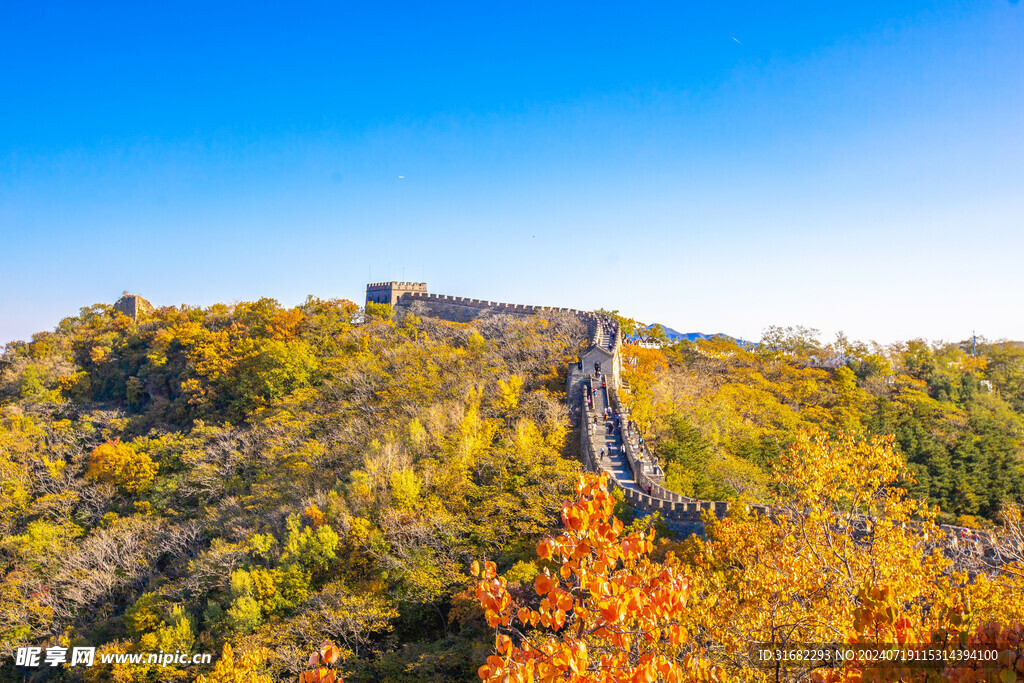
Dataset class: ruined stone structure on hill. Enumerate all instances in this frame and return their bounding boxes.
[113,293,153,321]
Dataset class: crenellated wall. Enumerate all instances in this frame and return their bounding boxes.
[606,384,669,493]
[366,282,428,307]
[398,291,589,323]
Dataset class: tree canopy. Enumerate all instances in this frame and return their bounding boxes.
[0,297,589,681]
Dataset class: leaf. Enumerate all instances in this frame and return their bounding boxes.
[535,573,557,595]
[320,641,340,665]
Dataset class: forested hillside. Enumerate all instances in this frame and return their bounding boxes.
[619,324,1024,525]
[0,299,589,681]
[6,301,1024,682]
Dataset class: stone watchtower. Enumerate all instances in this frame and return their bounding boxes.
[365,281,427,307]
[113,293,153,321]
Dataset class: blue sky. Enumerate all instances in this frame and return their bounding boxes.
[2,1,1022,347]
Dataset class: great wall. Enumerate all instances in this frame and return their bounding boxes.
[361,281,794,536]
[361,282,1000,558]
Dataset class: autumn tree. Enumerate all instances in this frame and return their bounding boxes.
[194,642,273,683]
[675,429,952,677]
[473,472,724,682]
[86,440,159,493]
[759,325,822,357]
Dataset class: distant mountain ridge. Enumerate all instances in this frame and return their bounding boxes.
[645,324,756,347]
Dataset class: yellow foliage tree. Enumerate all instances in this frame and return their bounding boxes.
[194,642,272,683]
[303,504,326,529]
[85,440,158,493]
[679,429,952,671]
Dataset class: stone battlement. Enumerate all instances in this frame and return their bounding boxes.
[366,281,428,307]
[396,291,592,325]
[366,281,427,291]
[364,281,605,332]
[618,485,771,519]
[399,292,582,315]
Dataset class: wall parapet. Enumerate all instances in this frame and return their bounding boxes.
[398,291,585,316]
[366,281,427,290]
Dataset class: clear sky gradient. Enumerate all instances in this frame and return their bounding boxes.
[2,1,1022,347]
